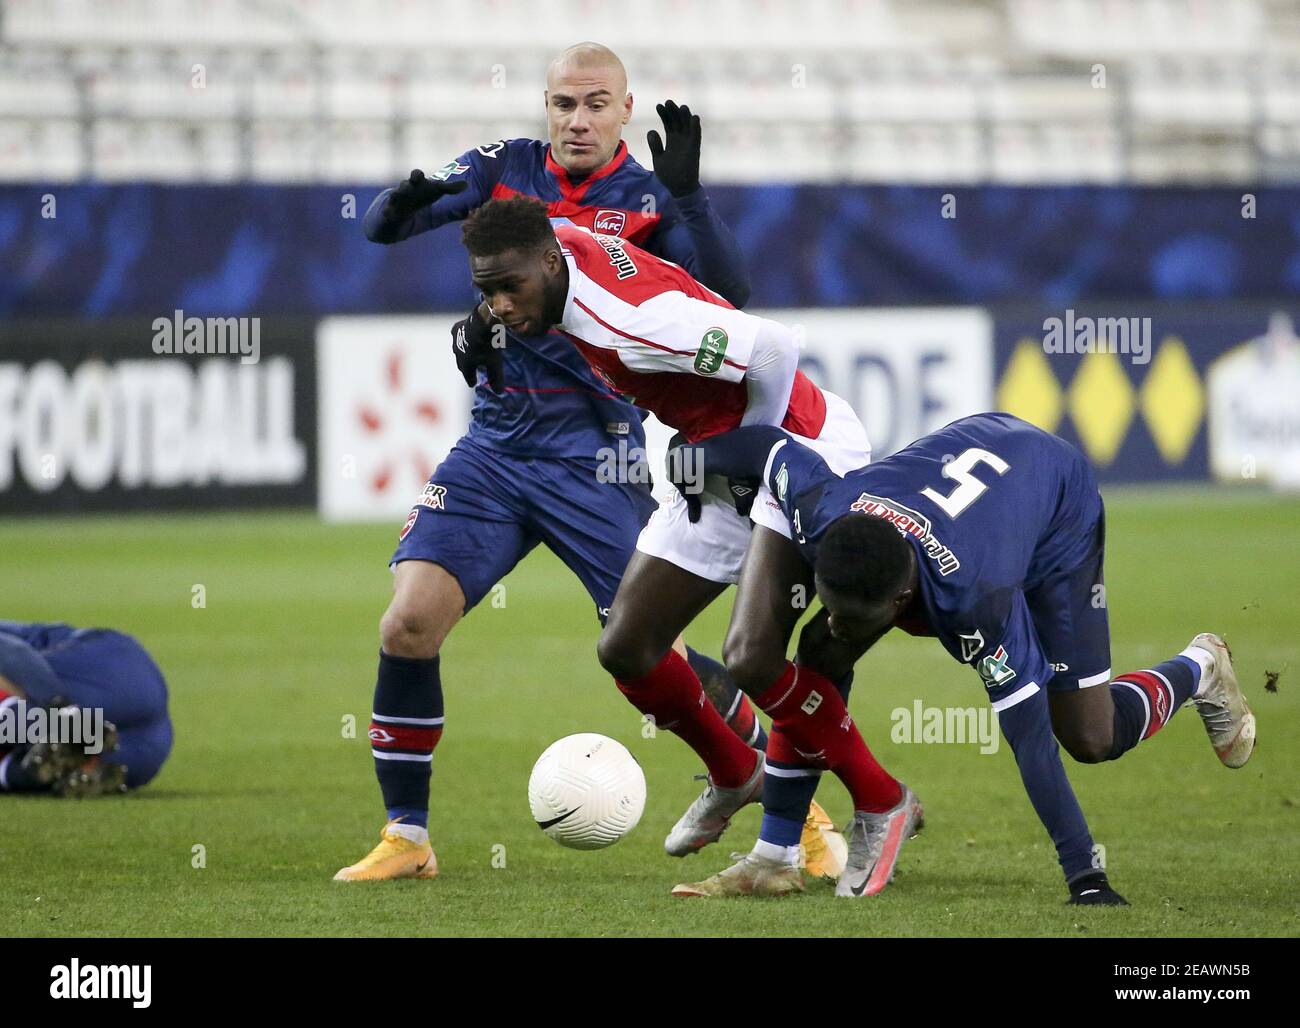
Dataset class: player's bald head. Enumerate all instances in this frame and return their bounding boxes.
[544,42,633,176]
[546,42,628,95]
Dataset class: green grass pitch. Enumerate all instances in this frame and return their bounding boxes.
[1,487,1296,937]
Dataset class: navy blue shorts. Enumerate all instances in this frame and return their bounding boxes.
[30,629,173,788]
[1025,511,1112,694]
[391,438,658,621]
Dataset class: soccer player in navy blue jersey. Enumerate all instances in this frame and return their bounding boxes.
[337,42,798,881]
[666,413,1256,902]
[0,620,173,796]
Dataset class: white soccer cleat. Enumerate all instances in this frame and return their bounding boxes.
[671,852,805,898]
[664,751,764,857]
[835,784,924,898]
[1188,633,1256,769]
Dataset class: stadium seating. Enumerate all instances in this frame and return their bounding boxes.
[1,0,1296,183]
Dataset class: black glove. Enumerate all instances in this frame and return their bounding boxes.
[450,304,504,392]
[646,100,701,198]
[1067,871,1129,906]
[665,440,760,523]
[727,477,760,518]
[383,168,468,224]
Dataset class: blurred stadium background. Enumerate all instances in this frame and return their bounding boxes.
[1,0,1297,936]
[4,0,1300,517]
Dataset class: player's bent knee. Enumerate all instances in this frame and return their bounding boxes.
[722,635,785,695]
[379,601,449,659]
[380,562,465,659]
[1060,729,1113,764]
[595,625,659,682]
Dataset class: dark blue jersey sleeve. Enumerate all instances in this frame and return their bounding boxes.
[689,425,791,482]
[649,187,752,308]
[363,143,508,244]
[979,591,1096,881]
[764,436,840,536]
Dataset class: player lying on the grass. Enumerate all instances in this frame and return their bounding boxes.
[459,196,910,882]
[338,42,840,883]
[0,620,173,796]
[665,412,1257,904]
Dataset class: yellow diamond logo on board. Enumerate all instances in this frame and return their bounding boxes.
[996,339,1064,433]
[1068,351,1135,466]
[1139,338,1204,465]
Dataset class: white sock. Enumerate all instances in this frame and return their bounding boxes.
[752,838,800,865]
[387,821,429,844]
[1180,645,1215,696]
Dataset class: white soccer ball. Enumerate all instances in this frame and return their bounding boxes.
[528,733,647,850]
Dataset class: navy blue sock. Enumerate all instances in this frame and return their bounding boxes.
[370,651,443,829]
[685,645,768,751]
[759,724,822,837]
[759,811,805,848]
[757,667,854,840]
[1107,654,1200,760]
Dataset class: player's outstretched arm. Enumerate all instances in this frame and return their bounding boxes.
[671,425,789,483]
[665,425,789,522]
[646,100,752,308]
[362,167,472,244]
[996,688,1127,905]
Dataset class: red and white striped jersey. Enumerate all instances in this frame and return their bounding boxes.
[554,224,826,442]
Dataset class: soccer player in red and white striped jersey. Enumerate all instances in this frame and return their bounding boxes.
[460,197,906,860]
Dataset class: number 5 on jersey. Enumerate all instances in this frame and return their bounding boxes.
[920,447,1010,519]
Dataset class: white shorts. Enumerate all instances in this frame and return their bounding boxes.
[634,390,871,584]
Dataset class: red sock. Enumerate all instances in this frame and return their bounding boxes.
[726,694,763,747]
[617,649,758,788]
[755,661,901,813]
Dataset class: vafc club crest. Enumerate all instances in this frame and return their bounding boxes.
[593,209,627,235]
[399,508,419,542]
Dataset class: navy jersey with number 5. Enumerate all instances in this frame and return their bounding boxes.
[757,412,1110,880]
[767,412,1106,703]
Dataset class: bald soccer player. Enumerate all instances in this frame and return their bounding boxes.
[339,43,843,882]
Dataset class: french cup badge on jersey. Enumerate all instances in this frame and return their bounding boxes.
[694,327,729,375]
[593,209,627,235]
[977,645,1017,690]
[432,160,469,180]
